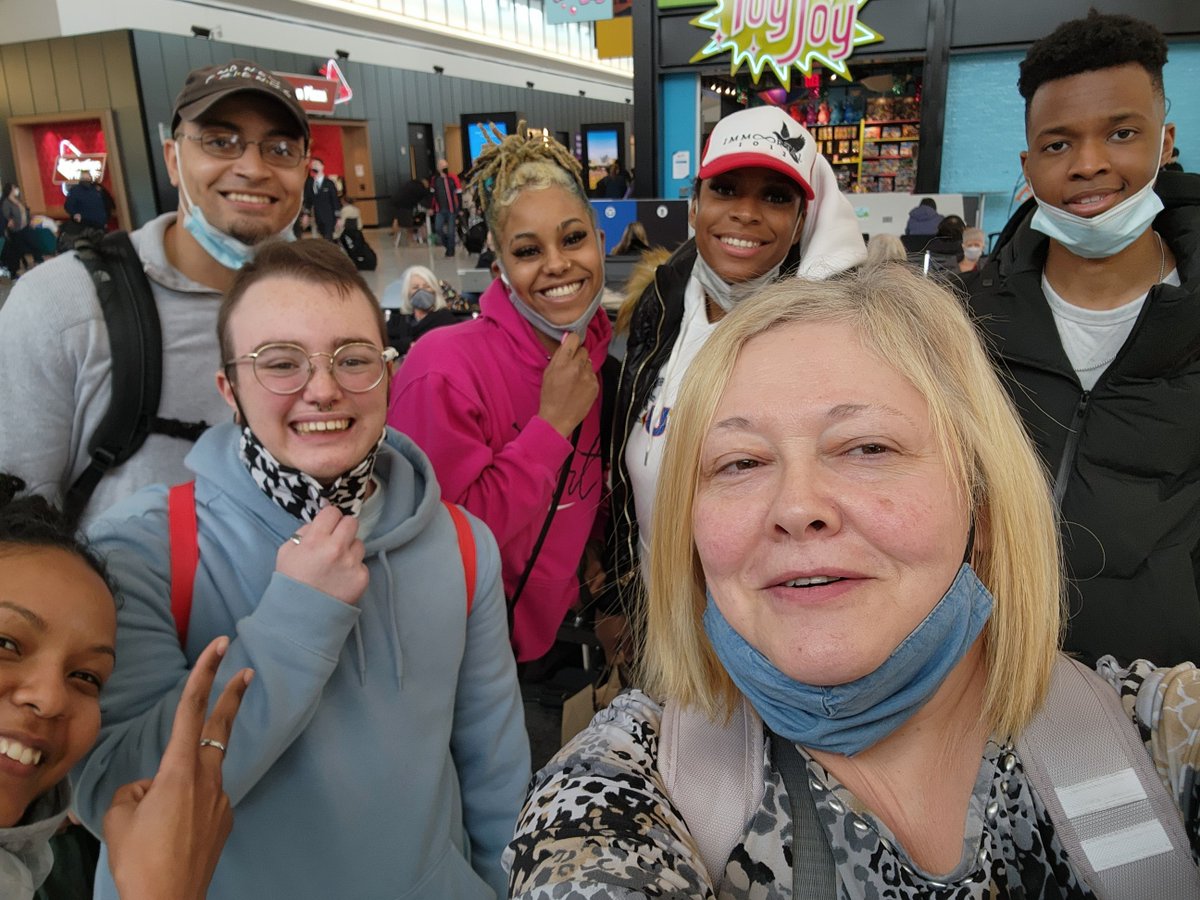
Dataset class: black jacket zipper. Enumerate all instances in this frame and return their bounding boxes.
[1052,390,1090,507]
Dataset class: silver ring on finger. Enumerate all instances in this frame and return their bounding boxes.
[289,532,303,545]
[199,737,227,754]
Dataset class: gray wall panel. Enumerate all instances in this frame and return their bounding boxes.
[48,37,85,111]
[26,42,59,114]
[3,45,36,116]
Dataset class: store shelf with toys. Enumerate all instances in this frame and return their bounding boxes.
[811,123,862,191]
[856,97,921,193]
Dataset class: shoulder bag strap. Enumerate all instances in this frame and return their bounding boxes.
[658,696,765,887]
[768,730,838,899]
[442,500,477,615]
[168,480,198,648]
[1016,654,1200,900]
[506,423,582,630]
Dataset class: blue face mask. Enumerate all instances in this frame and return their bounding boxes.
[1029,128,1166,260]
[177,157,297,270]
[704,562,994,756]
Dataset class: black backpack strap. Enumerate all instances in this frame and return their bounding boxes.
[63,232,205,525]
[507,424,582,633]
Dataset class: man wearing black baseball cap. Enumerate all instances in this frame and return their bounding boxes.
[0,59,310,530]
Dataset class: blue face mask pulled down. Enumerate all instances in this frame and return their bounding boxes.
[1029,129,1166,260]
[704,563,994,756]
[177,157,297,270]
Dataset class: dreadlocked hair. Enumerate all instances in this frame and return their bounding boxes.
[466,121,593,235]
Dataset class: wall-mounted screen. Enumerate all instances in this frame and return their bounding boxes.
[582,122,627,195]
[460,112,519,169]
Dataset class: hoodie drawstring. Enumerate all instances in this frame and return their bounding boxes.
[380,549,404,689]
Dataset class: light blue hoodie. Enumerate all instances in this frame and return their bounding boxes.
[73,423,529,899]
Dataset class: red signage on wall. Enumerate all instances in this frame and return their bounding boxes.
[279,73,339,115]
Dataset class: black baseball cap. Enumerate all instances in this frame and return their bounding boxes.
[172,59,309,140]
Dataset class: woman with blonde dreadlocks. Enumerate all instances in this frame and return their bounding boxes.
[389,125,612,664]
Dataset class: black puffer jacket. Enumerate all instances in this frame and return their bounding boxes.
[966,170,1200,665]
[605,240,698,611]
[605,238,803,616]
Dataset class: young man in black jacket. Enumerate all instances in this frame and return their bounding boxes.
[966,11,1200,666]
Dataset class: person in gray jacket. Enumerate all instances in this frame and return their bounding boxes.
[0,59,310,527]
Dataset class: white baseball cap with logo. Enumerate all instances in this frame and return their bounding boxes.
[698,106,817,200]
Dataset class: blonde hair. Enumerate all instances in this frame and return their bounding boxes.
[396,265,445,315]
[865,233,907,266]
[641,262,1063,741]
[466,121,592,236]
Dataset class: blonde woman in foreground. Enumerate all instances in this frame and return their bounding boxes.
[505,264,1200,898]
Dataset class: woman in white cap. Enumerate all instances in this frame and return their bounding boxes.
[605,105,867,642]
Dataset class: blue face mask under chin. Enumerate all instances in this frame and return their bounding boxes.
[1029,127,1167,260]
[177,161,298,270]
[704,562,994,756]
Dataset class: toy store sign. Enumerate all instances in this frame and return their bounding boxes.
[279,74,339,115]
[691,0,882,87]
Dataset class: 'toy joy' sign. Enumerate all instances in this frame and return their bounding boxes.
[690,0,882,87]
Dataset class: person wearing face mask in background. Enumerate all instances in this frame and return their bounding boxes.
[959,226,987,273]
[303,157,340,240]
[966,12,1200,667]
[605,105,866,657]
[0,60,309,530]
[1,182,43,275]
[388,125,611,668]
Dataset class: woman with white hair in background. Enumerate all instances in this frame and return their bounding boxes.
[381,264,451,355]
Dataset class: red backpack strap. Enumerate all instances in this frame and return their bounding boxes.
[168,481,198,648]
[442,500,476,615]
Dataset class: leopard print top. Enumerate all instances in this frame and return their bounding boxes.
[505,659,1200,899]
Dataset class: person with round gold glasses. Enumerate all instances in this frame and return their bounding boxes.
[73,239,529,900]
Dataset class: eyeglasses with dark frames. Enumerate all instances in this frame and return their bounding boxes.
[179,130,308,169]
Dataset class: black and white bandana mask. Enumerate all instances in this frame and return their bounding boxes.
[239,426,385,522]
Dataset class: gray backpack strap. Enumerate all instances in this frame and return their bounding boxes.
[659,696,765,886]
[769,731,838,899]
[1016,655,1200,900]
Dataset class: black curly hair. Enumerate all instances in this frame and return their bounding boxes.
[1018,10,1168,114]
[0,473,114,592]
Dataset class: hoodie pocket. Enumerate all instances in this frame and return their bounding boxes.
[396,842,493,900]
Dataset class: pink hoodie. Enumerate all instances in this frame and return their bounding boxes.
[388,279,612,662]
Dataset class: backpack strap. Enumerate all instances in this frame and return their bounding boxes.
[165,492,475,653]
[168,480,198,648]
[442,500,476,615]
[658,696,764,886]
[64,232,207,527]
[1016,654,1200,899]
[65,232,163,526]
[769,730,837,899]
